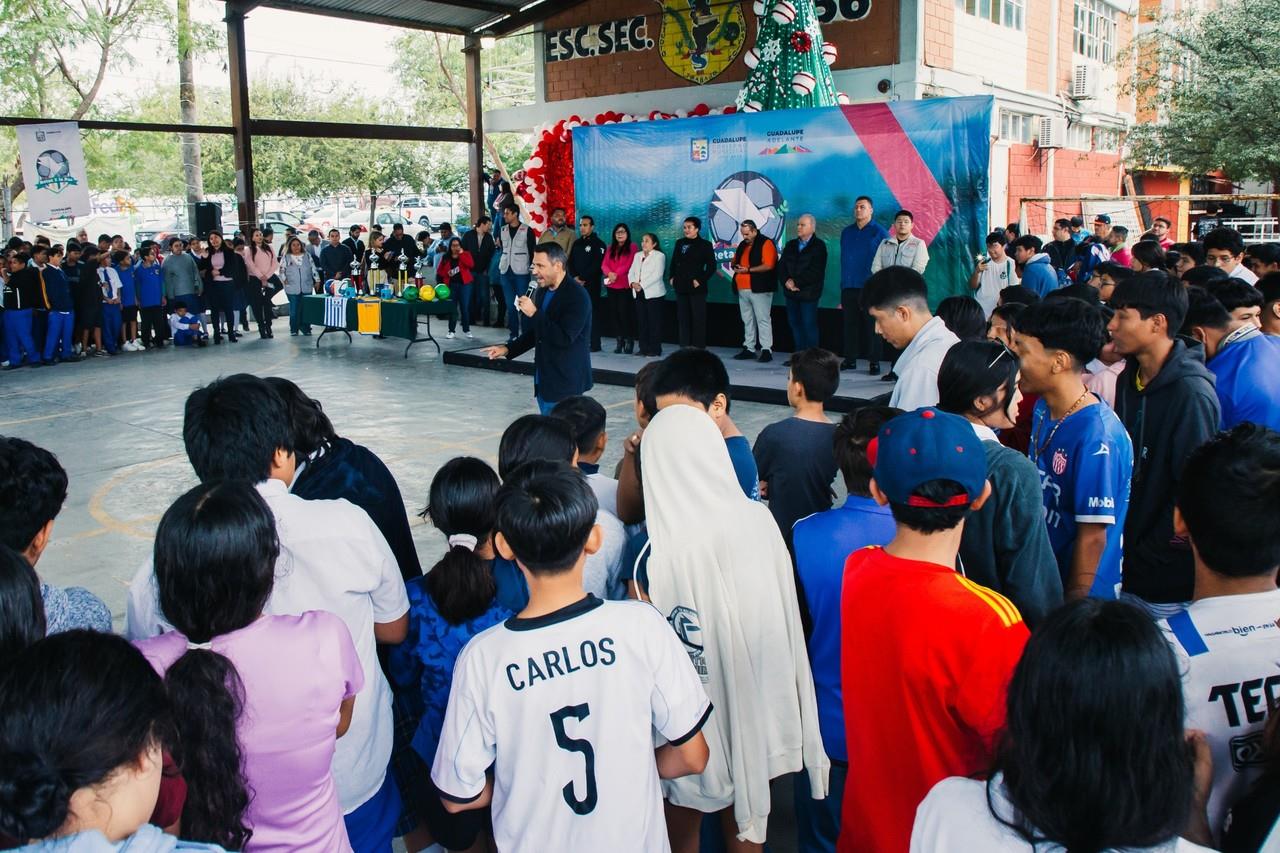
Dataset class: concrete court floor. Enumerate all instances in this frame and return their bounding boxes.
[0,323,817,852]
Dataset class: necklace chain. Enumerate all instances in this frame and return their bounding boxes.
[1033,390,1090,462]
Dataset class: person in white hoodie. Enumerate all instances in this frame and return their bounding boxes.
[861,266,958,410]
[628,232,668,357]
[637,403,828,851]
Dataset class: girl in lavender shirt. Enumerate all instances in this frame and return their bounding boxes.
[136,481,364,851]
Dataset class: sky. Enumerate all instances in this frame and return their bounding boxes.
[90,2,406,109]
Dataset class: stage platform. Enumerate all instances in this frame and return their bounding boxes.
[441,325,890,411]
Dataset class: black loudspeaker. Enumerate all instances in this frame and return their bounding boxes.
[191,201,222,239]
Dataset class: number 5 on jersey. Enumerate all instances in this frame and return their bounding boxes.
[550,703,597,815]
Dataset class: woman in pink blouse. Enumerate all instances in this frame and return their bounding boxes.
[601,223,638,354]
[241,228,280,338]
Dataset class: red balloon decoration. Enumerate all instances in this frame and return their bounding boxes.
[519,104,732,229]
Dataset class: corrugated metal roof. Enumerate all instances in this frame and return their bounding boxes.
[233,0,577,35]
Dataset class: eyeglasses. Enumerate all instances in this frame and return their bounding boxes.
[987,343,1015,369]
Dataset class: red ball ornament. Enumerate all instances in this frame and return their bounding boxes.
[790,31,812,52]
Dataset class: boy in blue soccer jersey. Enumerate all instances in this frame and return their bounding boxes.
[1014,298,1133,600]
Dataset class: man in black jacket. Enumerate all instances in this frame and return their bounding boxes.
[669,216,717,348]
[342,224,365,261]
[380,223,419,274]
[568,215,607,352]
[1044,218,1076,276]
[1108,271,1221,614]
[318,229,355,283]
[778,214,828,363]
[484,242,592,413]
[462,217,497,326]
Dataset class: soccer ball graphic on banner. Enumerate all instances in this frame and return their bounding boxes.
[707,170,787,275]
[34,149,76,193]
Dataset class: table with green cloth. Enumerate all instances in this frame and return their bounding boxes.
[300,294,457,357]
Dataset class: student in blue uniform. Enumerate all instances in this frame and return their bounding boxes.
[1014,298,1133,600]
[114,250,140,351]
[3,252,41,369]
[135,244,168,349]
[388,457,511,853]
[790,405,899,852]
[1182,285,1280,431]
[40,246,78,364]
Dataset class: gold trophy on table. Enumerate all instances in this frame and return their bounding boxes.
[396,251,409,298]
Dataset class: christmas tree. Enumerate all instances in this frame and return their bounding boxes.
[734,0,845,112]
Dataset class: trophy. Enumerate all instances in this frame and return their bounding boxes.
[349,257,362,294]
[396,251,409,298]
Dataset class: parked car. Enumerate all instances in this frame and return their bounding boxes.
[135,217,187,246]
[401,195,455,229]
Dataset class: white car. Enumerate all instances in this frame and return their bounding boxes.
[401,195,456,229]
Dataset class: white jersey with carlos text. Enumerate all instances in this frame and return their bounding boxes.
[1162,589,1280,840]
[432,595,712,853]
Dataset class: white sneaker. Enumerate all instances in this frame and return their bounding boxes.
[446,331,455,339]
[73,343,82,355]
[466,331,475,339]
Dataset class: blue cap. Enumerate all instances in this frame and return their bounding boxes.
[1093,214,1112,225]
[869,408,988,507]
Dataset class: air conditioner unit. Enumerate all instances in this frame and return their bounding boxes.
[1037,116,1067,149]
[1072,63,1099,99]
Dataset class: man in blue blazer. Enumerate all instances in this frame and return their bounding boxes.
[484,242,593,413]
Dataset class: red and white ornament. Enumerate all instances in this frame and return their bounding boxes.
[822,42,837,65]
[752,0,765,15]
[836,91,851,105]
[744,47,759,68]
[742,99,763,113]
[771,0,796,25]
[791,71,816,96]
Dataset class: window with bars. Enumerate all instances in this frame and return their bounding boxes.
[1066,123,1093,150]
[1074,0,1117,62]
[956,0,1025,30]
[1095,128,1122,153]
[1000,110,1036,143]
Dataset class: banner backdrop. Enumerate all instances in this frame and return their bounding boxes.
[16,122,91,224]
[573,96,992,308]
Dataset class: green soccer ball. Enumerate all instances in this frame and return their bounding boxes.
[434,284,451,301]
[402,285,419,301]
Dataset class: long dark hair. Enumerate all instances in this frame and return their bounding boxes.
[608,223,632,258]
[937,340,1020,419]
[264,376,338,458]
[990,598,1193,850]
[0,631,171,842]
[154,481,280,850]
[0,545,45,666]
[423,457,501,624]
[248,228,265,260]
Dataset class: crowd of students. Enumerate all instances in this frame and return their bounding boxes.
[0,220,509,366]
[1,210,1280,853]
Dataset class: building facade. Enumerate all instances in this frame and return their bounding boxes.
[485,0,1141,239]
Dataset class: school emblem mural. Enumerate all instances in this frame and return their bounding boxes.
[659,0,746,84]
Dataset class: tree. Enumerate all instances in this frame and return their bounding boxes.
[392,31,533,187]
[0,0,164,204]
[173,0,223,205]
[1125,0,1280,186]
[734,0,839,112]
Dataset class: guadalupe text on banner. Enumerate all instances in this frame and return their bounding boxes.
[16,122,92,223]
[572,96,992,308]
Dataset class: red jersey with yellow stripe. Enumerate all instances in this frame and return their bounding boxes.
[838,546,1028,853]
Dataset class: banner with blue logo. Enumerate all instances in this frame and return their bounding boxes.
[16,122,91,224]
[572,95,992,307]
